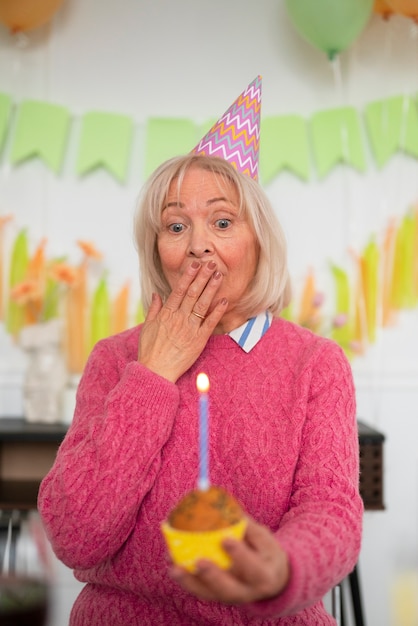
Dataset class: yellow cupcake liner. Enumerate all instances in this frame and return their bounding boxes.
[161,518,247,573]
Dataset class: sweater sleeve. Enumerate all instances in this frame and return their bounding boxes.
[37,336,179,570]
[242,339,363,619]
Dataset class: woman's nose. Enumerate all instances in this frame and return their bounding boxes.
[187,226,213,258]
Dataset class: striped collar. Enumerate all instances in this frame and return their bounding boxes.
[228,311,273,353]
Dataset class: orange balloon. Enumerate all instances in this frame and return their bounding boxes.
[387,0,418,20]
[373,0,393,18]
[0,0,64,34]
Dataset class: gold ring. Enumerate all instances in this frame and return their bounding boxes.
[191,311,206,320]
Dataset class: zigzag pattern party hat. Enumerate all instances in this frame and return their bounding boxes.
[192,75,262,180]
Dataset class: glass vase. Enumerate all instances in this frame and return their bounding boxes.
[19,319,68,424]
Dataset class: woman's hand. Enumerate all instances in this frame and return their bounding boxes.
[169,518,290,605]
[138,260,228,382]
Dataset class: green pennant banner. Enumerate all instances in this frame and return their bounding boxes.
[76,111,134,182]
[1,90,418,184]
[310,107,366,178]
[0,93,12,154]
[260,115,310,183]
[364,95,418,168]
[144,118,198,179]
[10,100,70,172]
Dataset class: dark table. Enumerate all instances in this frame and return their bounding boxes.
[0,418,67,509]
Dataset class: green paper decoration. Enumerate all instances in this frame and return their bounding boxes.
[144,118,197,179]
[284,0,374,60]
[10,100,70,172]
[6,228,29,337]
[76,111,134,182]
[0,93,12,154]
[1,90,418,183]
[260,115,310,183]
[135,300,145,325]
[364,95,418,168]
[395,212,416,309]
[330,263,352,351]
[90,274,111,351]
[310,107,366,178]
[361,238,379,344]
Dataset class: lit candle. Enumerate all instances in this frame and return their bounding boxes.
[196,372,210,491]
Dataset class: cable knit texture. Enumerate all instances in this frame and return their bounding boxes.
[38,318,363,625]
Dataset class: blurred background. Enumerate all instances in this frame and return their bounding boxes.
[0,1,417,624]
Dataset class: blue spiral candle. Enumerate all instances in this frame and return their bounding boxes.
[196,372,210,491]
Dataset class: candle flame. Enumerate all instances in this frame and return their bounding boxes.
[196,372,210,393]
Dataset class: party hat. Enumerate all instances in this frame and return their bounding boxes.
[192,75,262,180]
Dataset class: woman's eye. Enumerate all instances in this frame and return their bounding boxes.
[169,223,184,233]
[215,219,231,229]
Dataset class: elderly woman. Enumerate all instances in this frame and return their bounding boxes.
[38,80,363,625]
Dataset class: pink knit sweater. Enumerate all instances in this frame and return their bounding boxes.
[38,318,363,625]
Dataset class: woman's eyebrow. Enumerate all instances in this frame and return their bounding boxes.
[207,197,234,206]
[163,201,184,210]
[163,197,233,210]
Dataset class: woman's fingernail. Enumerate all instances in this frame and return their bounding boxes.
[207,260,216,270]
[195,561,211,574]
[213,271,222,280]
[191,261,200,269]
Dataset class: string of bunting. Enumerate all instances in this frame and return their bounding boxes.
[1,91,418,184]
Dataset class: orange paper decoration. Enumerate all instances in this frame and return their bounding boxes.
[373,0,393,18]
[65,264,87,374]
[387,0,418,21]
[24,238,46,323]
[381,220,397,326]
[112,282,130,335]
[297,268,322,332]
[0,0,64,34]
[349,249,367,353]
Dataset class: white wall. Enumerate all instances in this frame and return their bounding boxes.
[1,1,418,624]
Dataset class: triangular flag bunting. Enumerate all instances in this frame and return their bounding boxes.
[259,115,310,183]
[10,100,70,172]
[364,95,418,168]
[144,118,198,179]
[76,112,134,182]
[310,107,366,178]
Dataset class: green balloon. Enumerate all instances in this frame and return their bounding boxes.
[285,0,374,60]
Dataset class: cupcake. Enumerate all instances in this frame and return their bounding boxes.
[161,485,247,572]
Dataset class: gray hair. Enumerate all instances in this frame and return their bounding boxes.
[134,154,291,318]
